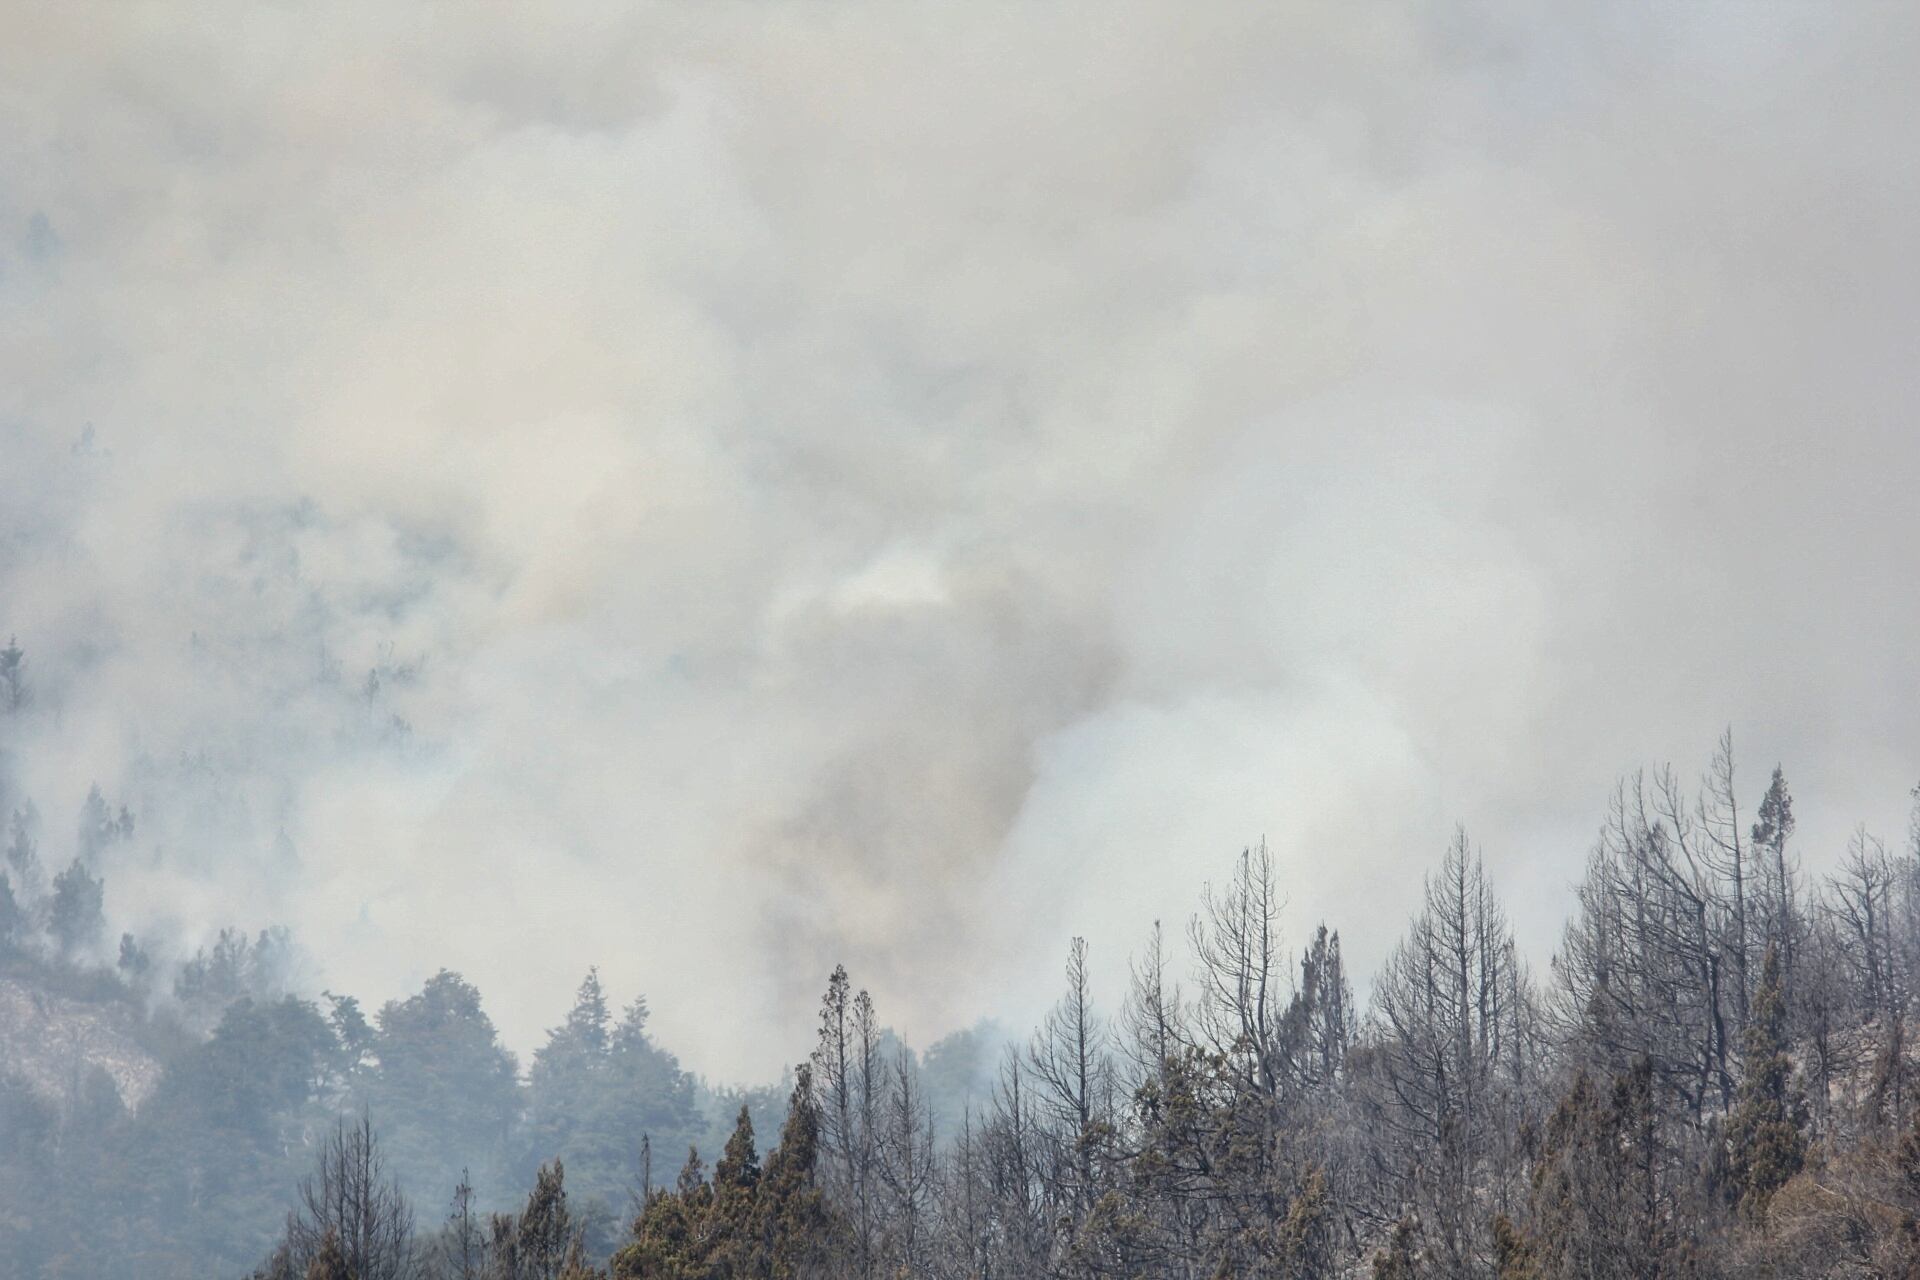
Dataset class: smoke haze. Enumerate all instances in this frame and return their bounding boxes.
[2,1,1917,1077]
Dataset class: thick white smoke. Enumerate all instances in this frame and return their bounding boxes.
[1,1,1916,1076]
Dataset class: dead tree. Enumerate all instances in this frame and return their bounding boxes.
[283,1114,416,1280]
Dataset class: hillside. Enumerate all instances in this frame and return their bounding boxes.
[0,969,164,1113]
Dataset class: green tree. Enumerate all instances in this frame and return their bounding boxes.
[526,976,704,1252]
[1511,1061,1670,1280]
[0,636,27,712]
[136,997,342,1274]
[1751,767,1801,997]
[613,1070,844,1279]
[48,857,104,954]
[759,1066,837,1278]
[1725,944,1808,1219]
[0,871,21,952]
[708,1106,763,1275]
[517,1159,578,1280]
[614,1145,715,1280]
[78,783,132,861]
[363,970,520,1202]
[117,930,152,979]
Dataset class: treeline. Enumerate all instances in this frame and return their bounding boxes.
[0,633,1001,1278]
[0,632,301,1027]
[9,648,1920,1279]
[0,952,779,1276]
[251,732,1920,1279]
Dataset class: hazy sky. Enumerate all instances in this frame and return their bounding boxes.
[2,1,1917,1078]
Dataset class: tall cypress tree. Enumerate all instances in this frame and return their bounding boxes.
[760,1066,838,1278]
[1726,944,1807,1219]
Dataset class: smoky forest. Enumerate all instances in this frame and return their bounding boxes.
[8,2,1920,1278]
[5,640,1920,1277]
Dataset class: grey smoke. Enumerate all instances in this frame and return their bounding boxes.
[0,1,1916,1077]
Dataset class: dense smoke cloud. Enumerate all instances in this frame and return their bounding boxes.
[0,1,1915,1076]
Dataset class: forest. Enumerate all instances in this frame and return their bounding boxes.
[6,0,1918,1272]
[6,622,1920,1279]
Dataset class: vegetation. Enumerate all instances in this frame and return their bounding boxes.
[5,636,1920,1277]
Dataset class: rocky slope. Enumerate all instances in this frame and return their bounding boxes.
[0,974,164,1112]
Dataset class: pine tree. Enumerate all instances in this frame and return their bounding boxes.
[608,996,703,1190]
[526,970,694,1222]
[760,1066,838,1278]
[78,784,116,860]
[611,1072,845,1279]
[564,968,612,1054]
[708,1106,762,1275]
[1726,944,1807,1219]
[117,931,151,978]
[0,636,26,713]
[1510,1060,1669,1280]
[0,872,20,952]
[3,808,37,902]
[48,857,104,954]
[517,1160,576,1280]
[612,1148,713,1279]
[1751,768,1801,995]
[365,970,520,1199]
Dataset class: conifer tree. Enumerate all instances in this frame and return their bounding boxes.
[565,969,612,1053]
[528,973,701,1228]
[0,871,20,952]
[1726,944,1808,1219]
[3,808,37,904]
[78,784,118,861]
[0,636,26,713]
[365,970,520,1200]
[707,1106,762,1274]
[1509,1060,1669,1280]
[760,1066,839,1279]
[612,1147,713,1279]
[1752,768,1801,995]
[516,1160,577,1280]
[116,930,150,977]
[442,1171,484,1280]
[48,856,104,954]
[811,965,885,1278]
[611,1071,846,1279]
